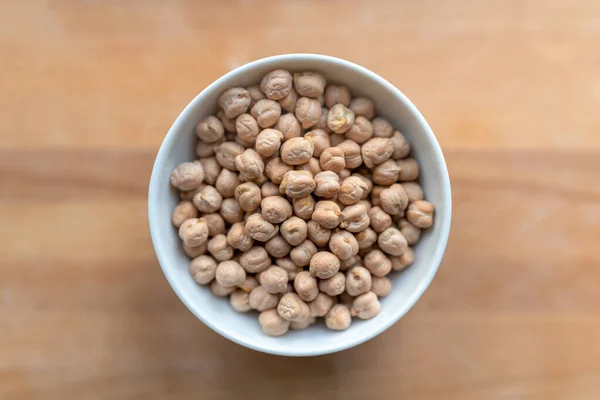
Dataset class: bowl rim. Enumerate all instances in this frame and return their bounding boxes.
[148,53,452,356]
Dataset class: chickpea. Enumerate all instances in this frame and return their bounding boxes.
[309,251,340,279]
[260,69,293,100]
[372,117,394,138]
[380,184,409,216]
[215,260,246,288]
[378,227,408,256]
[345,116,373,144]
[391,131,411,159]
[277,292,310,322]
[290,240,317,267]
[296,157,323,177]
[250,286,280,311]
[396,158,420,181]
[245,213,279,242]
[245,85,265,108]
[193,185,222,213]
[315,107,331,132]
[260,266,289,294]
[217,109,237,133]
[218,87,251,118]
[307,220,332,247]
[364,249,392,277]
[339,254,360,271]
[351,174,373,199]
[392,247,415,271]
[304,129,330,157]
[402,182,424,203]
[183,241,207,258]
[195,139,224,159]
[234,182,261,212]
[361,138,394,168]
[337,140,362,169]
[338,176,369,205]
[276,257,302,281]
[203,213,226,237]
[340,202,370,233]
[324,85,351,108]
[351,291,381,319]
[354,228,377,250]
[319,272,346,296]
[279,170,316,198]
[230,290,251,312]
[398,218,421,245]
[309,293,335,317]
[319,147,346,173]
[293,71,326,97]
[265,157,293,184]
[235,149,264,181]
[280,137,315,165]
[325,304,352,331]
[265,234,292,258]
[179,218,209,247]
[206,234,233,262]
[372,160,401,186]
[329,132,346,147]
[314,171,340,198]
[170,161,204,191]
[238,276,259,293]
[407,200,434,228]
[260,181,281,199]
[329,230,359,261]
[295,97,322,129]
[294,271,319,302]
[278,86,298,113]
[345,266,372,296]
[292,195,315,220]
[189,255,217,285]
[367,206,392,233]
[370,185,384,207]
[234,113,259,144]
[255,129,283,158]
[312,200,342,229]
[215,141,244,171]
[198,157,221,187]
[251,99,282,128]
[349,97,375,120]
[280,216,308,246]
[261,196,292,224]
[211,280,236,297]
[214,169,240,198]
[172,200,198,228]
[274,113,302,141]
[239,246,271,273]
[217,199,241,225]
[195,117,225,147]
[235,135,254,149]
[259,309,290,336]
[327,104,355,134]
[371,276,392,298]
[290,315,316,330]
[338,291,355,307]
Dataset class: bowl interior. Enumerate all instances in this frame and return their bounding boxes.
[149,54,451,356]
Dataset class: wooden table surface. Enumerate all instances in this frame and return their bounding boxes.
[2,0,600,398]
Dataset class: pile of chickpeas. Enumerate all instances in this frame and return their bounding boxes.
[170,69,435,336]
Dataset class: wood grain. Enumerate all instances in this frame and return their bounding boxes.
[2,0,600,399]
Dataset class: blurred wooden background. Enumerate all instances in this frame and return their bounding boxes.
[2,0,600,398]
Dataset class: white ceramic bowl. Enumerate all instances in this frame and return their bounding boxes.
[149,54,451,356]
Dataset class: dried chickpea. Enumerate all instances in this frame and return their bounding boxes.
[206,234,233,261]
[279,86,298,113]
[312,200,342,229]
[380,184,409,216]
[345,266,372,296]
[211,280,236,297]
[199,157,221,186]
[304,129,330,157]
[259,309,290,337]
[309,251,340,279]
[279,170,315,198]
[329,132,346,147]
[250,286,279,311]
[338,140,363,169]
[195,116,224,145]
[368,206,392,233]
[319,272,346,296]
[362,138,394,168]
[295,97,322,129]
[189,255,217,285]
[230,290,251,312]
[235,135,254,149]
[219,198,243,224]
[392,247,415,271]
[170,161,204,191]
[274,113,302,141]
[245,213,279,242]
[346,116,373,144]
[307,219,332,247]
[294,271,319,302]
[277,293,310,322]
[195,138,224,159]
[183,241,207,258]
[391,131,411,159]
[203,213,226,237]
[319,147,346,173]
[215,141,244,171]
[238,276,259,293]
[290,239,318,267]
[352,174,373,199]
[234,182,261,212]
[251,99,281,128]
[215,169,240,198]
[372,117,394,138]
[255,129,283,158]
[246,85,266,108]
[329,230,359,260]
[396,158,420,181]
[234,113,259,144]
[218,87,251,118]
[179,218,209,247]
[338,291,355,307]
[378,227,408,256]
[354,228,378,249]
[261,181,282,198]
[407,200,434,228]
[370,185,384,207]
[172,200,198,227]
[217,109,237,133]
[351,291,381,319]
[193,185,222,213]
[398,218,421,245]
[294,72,326,97]
[290,315,316,330]
[371,276,392,298]
[327,104,355,134]
[215,260,246,287]
[265,234,291,258]
[324,85,351,108]
[235,149,264,181]
[315,107,331,132]
[280,216,308,246]
[364,249,392,277]
[340,202,370,232]
[260,266,289,294]
[309,293,335,317]
[296,157,322,176]
[292,195,315,220]
[280,137,314,165]
[265,157,293,184]
[325,304,352,331]
[314,171,340,198]
[402,182,424,202]
[179,183,206,201]
[339,254,360,271]
[349,97,375,120]
[260,69,293,100]
[338,176,369,205]
[261,196,292,224]
[239,246,271,273]
[372,160,401,186]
